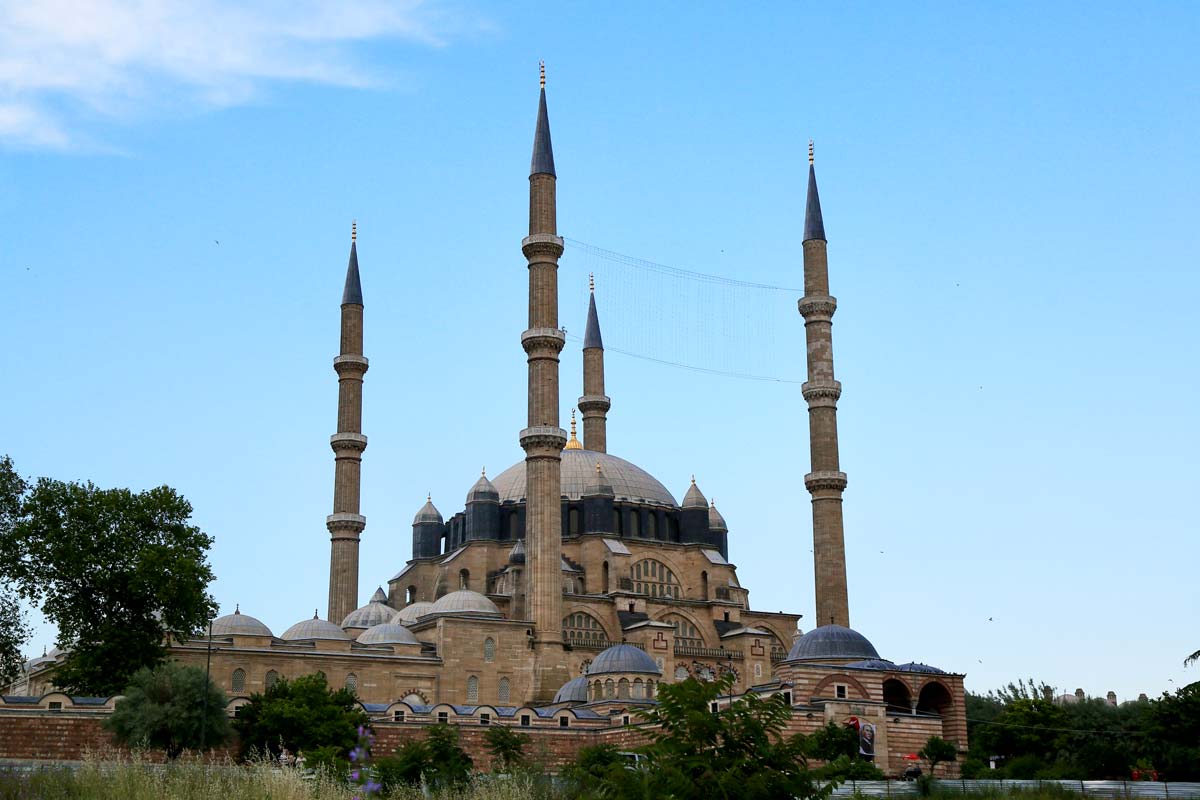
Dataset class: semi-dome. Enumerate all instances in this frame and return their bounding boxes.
[282,612,351,641]
[357,623,420,646]
[429,589,502,617]
[413,496,442,525]
[393,602,435,625]
[211,606,273,638]
[589,643,661,675]
[493,449,677,506]
[341,600,394,630]
[466,470,499,503]
[553,675,589,704]
[786,624,880,662]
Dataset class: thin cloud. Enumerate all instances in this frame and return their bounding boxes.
[0,0,470,149]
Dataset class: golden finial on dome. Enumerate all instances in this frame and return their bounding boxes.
[352,219,357,242]
[595,462,602,474]
[539,61,545,89]
[808,139,814,165]
[565,408,583,449]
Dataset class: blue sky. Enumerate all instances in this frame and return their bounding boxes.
[2,1,1198,702]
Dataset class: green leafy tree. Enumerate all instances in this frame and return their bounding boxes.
[1143,681,1200,780]
[919,735,957,777]
[1186,650,1199,667]
[484,724,530,772]
[804,721,859,763]
[233,672,367,761]
[422,724,474,787]
[105,662,231,758]
[0,457,31,687]
[1,464,217,696]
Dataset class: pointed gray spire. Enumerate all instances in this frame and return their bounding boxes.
[583,289,603,349]
[530,82,556,177]
[682,476,707,509]
[370,586,387,603]
[342,223,363,305]
[803,161,826,243]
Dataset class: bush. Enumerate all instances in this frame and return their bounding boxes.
[816,755,884,781]
[484,724,531,773]
[232,671,366,761]
[105,662,231,758]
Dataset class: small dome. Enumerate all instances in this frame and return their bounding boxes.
[845,659,896,670]
[393,602,435,625]
[682,477,707,509]
[466,470,499,503]
[341,600,394,630]
[708,500,727,531]
[589,644,661,676]
[895,662,946,674]
[508,539,526,564]
[413,496,443,525]
[553,675,589,704]
[357,623,420,646]
[429,589,502,617]
[786,624,880,662]
[281,612,351,642]
[211,606,273,638]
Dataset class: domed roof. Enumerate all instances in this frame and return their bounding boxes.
[341,600,394,630]
[589,644,661,675]
[553,675,589,704]
[393,602,435,625]
[466,470,499,503]
[429,589,502,617]
[844,659,897,670]
[413,496,442,525]
[786,624,880,662]
[281,612,351,642]
[708,500,727,531]
[357,623,420,646]
[493,449,677,506]
[682,477,707,509]
[895,662,946,674]
[211,606,273,638]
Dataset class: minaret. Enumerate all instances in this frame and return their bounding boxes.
[327,221,369,624]
[520,63,570,702]
[798,143,850,629]
[577,274,611,452]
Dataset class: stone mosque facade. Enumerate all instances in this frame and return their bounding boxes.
[10,71,968,772]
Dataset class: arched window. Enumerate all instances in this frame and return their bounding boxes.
[231,668,246,693]
[917,681,953,716]
[265,670,279,690]
[563,611,607,644]
[647,514,657,538]
[406,586,417,604]
[604,678,615,699]
[631,559,680,598]
[629,512,640,538]
[484,637,496,662]
[633,678,644,699]
[646,679,655,698]
[674,665,689,681]
[602,561,610,593]
[345,673,358,693]
[883,679,912,713]
[613,508,623,535]
[568,507,580,535]
[508,512,520,540]
[700,571,709,600]
[618,678,630,699]
[466,675,479,702]
[459,569,470,590]
[498,677,511,703]
[664,614,703,647]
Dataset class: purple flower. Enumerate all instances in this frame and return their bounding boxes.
[350,769,360,781]
[365,781,382,793]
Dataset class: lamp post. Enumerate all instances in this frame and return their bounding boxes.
[200,618,213,754]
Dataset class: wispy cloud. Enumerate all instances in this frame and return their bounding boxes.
[0,0,470,149]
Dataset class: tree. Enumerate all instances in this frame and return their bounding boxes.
[1186,650,1199,667]
[0,457,31,687]
[919,736,957,778]
[105,662,231,758]
[484,724,530,773]
[804,721,859,763]
[422,724,474,787]
[233,672,367,761]
[1,464,217,696]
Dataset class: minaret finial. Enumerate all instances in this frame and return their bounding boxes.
[539,60,545,88]
[691,474,696,484]
[427,492,431,502]
[351,219,357,242]
[589,272,594,293]
[565,408,583,449]
[808,139,814,165]
[481,466,486,477]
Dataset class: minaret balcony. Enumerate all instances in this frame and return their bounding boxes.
[797,295,837,322]
[804,471,848,493]
[329,432,368,453]
[521,233,564,259]
[577,394,611,413]
[333,354,369,375]
[520,426,568,455]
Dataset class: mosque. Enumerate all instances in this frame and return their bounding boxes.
[10,69,967,771]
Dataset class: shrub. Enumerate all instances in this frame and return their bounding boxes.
[484,724,530,773]
[105,662,231,758]
[232,671,367,761]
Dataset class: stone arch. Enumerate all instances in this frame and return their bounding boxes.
[405,585,417,604]
[563,609,609,644]
[618,678,630,699]
[674,665,689,681]
[917,679,953,716]
[604,678,615,699]
[700,570,709,600]
[812,673,871,700]
[657,609,712,647]
[633,677,644,699]
[883,678,912,713]
[459,568,470,590]
[399,688,429,705]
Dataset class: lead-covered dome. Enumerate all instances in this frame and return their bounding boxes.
[786,624,880,662]
[589,644,661,675]
[429,590,502,617]
[394,602,434,625]
[493,449,677,506]
[357,623,420,646]
[211,607,273,638]
[553,675,589,704]
[282,612,351,642]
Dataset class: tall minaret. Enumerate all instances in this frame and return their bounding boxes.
[326,222,368,624]
[520,63,570,702]
[799,143,850,629]
[577,274,611,452]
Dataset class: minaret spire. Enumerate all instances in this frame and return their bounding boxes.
[578,275,611,452]
[327,222,369,624]
[520,65,570,702]
[798,146,849,628]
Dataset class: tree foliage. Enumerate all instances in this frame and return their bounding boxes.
[0,457,31,687]
[375,723,474,791]
[804,721,859,763]
[0,458,217,696]
[105,662,231,758]
[232,672,367,761]
[484,724,530,773]
[919,735,958,777]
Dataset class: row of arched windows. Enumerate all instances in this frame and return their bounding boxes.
[631,558,679,598]
[564,612,606,643]
[589,677,656,701]
[465,675,511,704]
[231,668,281,693]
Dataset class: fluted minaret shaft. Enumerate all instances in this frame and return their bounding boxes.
[578,287,610,452]
[798,154,850,629]
[327,227,368,624]
[520,71,569,702]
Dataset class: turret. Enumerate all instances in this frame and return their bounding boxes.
[708,500,728,560]
[680,476,710,545]
[582,461,615,534]
[411,495,444,559]
[464,468,500,541]
[577,276,611,452]
[327,222,369,624]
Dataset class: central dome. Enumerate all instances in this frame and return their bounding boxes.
[492,449,677,506]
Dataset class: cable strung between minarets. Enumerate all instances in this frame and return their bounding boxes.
[798,143,851,629]
[520,63,571,703]
[578,274,611,453]
[327,221,369,624]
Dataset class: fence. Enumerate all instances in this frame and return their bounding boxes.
[826,781,1200,799]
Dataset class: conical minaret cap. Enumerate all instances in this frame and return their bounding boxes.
[708,499,728,532]
[342,225,364,305]
[583,290,603,349]
[681,476,708,509]
[370,586,387,603]
[803,157,826,243]
[466,468,500,503]
[413,495,442,525]
[530,72,556,177]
